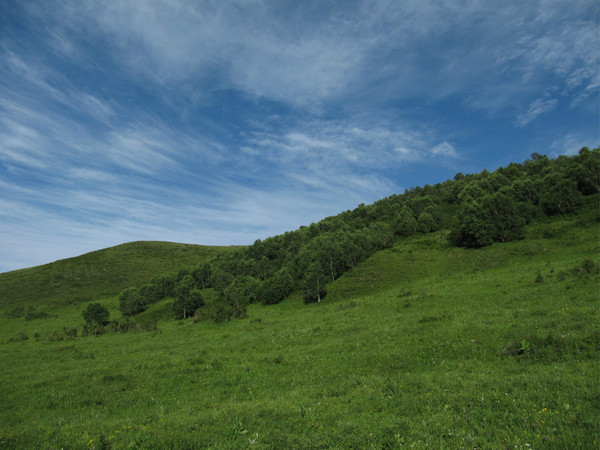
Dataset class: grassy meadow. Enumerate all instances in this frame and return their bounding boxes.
[0,217,598,448]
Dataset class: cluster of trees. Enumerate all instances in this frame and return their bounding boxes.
[113,148,598,321]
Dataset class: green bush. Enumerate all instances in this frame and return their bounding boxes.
[196,301,235,323]
[82,303,110,326]
[119,287,146,316]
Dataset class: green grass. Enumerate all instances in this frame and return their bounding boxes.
[0,241,238,310]
[0,219,598,448]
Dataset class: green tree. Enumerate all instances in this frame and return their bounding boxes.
[191,262,212,288]
[140,283,162,305]
[82,303,110,326]
[366,223,394,250]
[417,212,435,233]
[303,262,327,303]
[569,147,599,195]
[539,175,583,215]
[394,206,418,237]
[150,272,177,298]
[450,199,494,248]
[119,287,146,316]
[451,192,525,247]
[211,268,234,294]
[223,276,259,318]
[483,192,524,242]
[260,268,293,305]
[174,275,196,301]
[172,288,204,319]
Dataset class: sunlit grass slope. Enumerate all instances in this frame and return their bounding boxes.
[0,241,237,309]
[0,218,598,448]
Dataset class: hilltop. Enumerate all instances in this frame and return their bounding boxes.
[0,241,237,310]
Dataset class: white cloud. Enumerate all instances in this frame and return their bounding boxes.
[431,142,458,158]
[550,134,597,157]
[246,119,459,170]
[19,0,598,116]
[515,97,559,127]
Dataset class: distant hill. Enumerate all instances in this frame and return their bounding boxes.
[0,241,238,309]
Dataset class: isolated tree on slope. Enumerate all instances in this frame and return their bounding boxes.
[82,303,110,326]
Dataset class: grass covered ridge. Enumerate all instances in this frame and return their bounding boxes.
[0,217,598,448]
[0,241,238,310]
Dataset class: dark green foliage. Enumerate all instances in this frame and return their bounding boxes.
[450,199,493,248]
[63,327,78,338]
[211,268,234,294]
[394,206,418,237]
[570,147,600,195]
[223,276,259,318]
[539,176,582,215]
[150,272,177,298]
[260,268,293,305]
[191,262,211,288]
[171,275,205,319]
[24,307,54,320]
[105,148,599,318]
[172,288,204,319]
[482,192,525,242]
[5,306,24,319]
[197,301,236,323]
[417,212,435,233]
[139,283,162,305]
[174,275,195,300]
[452,184,527,247]
[119,287,146,316]
[82,303,110,326]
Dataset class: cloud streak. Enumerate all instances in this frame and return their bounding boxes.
[516,97,559,127]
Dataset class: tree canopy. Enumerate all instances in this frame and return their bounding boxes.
[114,148,599,320]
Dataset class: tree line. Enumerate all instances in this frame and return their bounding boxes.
[113,148,599,322]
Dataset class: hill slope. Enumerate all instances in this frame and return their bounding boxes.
[0,217,597,448]
[0,241,238,309]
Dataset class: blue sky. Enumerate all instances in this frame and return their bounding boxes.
[0,0,598,273]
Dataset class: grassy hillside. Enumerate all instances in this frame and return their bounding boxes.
[0,241,238,310]
[0,216,597,448]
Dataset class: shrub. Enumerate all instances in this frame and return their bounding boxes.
[82,303,110,326]
[5,306,24,319]
[119,287,146,316]
[63,327,78,338]
[196,301,235,323]
[25,307,53,320]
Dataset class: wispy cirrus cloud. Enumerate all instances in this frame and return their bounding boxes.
[244,120,459,169]
[515,97,559,127]
[25,0,596,114]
